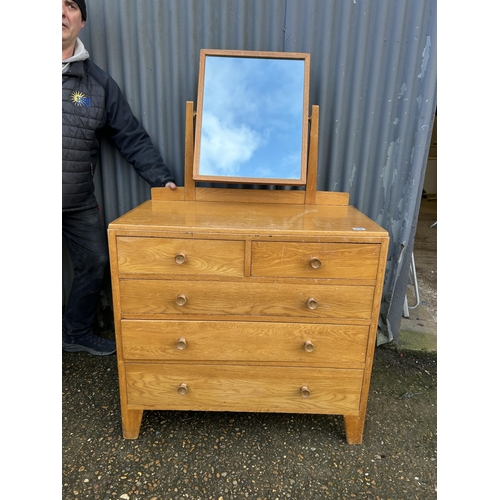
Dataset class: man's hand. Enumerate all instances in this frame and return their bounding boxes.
[165,182,177,189]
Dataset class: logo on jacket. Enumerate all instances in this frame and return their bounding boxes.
[71,90,92,107]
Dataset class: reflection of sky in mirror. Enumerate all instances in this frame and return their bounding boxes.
[199,56,305,179]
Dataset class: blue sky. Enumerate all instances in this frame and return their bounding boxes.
[198,56,306,181]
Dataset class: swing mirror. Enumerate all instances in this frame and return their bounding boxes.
[193,49,310,185]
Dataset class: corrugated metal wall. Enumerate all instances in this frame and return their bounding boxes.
[63,0,437,344]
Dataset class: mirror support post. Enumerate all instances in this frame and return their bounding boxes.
[184,101,196,201]
[305,105,319,205]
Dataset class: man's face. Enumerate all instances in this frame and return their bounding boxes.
[62,0,85,50]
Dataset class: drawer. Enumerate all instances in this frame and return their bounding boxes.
[119,280,375,320]
[121,320,369,367]
[251,242,380,279]
[125,364,364,414]
[116,237,244,277]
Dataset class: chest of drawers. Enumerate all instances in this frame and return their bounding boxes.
[108,187,389,443]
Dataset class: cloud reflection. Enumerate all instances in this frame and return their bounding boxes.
[198,56,305,180]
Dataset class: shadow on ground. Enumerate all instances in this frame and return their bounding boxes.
[63,345,437,499]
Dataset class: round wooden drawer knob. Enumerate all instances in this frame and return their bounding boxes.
[177,383,188,396]
[304,340,315,352]
[176,338,187,350]
[300,386,311,398]
[175,253,186,264]
[175,294,187,306]
[306,297,318,310]
[309,257,322,269]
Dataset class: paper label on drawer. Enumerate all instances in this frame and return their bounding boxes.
[353,227,366,230]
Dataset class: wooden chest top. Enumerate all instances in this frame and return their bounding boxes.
[109,199,388,239]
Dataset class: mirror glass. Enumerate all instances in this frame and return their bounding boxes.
[193,49,310,185]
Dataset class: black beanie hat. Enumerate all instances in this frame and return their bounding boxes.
[74,0,87,21]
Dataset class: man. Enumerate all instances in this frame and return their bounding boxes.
[62,0,177,355]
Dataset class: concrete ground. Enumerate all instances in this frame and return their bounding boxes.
[62,197,438,499]
[399,196,437,353]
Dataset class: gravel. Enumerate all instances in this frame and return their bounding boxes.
[63,346,437,499]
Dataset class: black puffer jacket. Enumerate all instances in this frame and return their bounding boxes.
[62,59,175,212]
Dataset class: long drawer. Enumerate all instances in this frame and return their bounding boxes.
[116,237,245,277]
[251,242,380,279]
[119,280,375,320]
[120,320,369,367]
[125,364,364,414]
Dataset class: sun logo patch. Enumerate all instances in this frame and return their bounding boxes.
[71,90,92,107]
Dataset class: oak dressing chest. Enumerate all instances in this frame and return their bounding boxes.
[108,50,389,443]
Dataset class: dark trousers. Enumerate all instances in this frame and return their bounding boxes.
[62,207,109,339]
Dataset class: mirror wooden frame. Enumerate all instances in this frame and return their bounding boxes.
[193,49,311,185]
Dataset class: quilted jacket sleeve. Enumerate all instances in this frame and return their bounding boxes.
[85,60,175,187]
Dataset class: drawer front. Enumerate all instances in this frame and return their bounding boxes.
[121,320,369,367]
[119,280,375,320]
[116,237,245,277]
[125,364,363,414]
[251,242,380,279]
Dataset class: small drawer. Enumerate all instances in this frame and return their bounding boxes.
[116,237,244,277]
[125,364,364,414]
[119,280,375,320]
[120,320,369,367]
[251,242,380,279]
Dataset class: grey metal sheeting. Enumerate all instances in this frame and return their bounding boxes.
[63,0,437,344]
